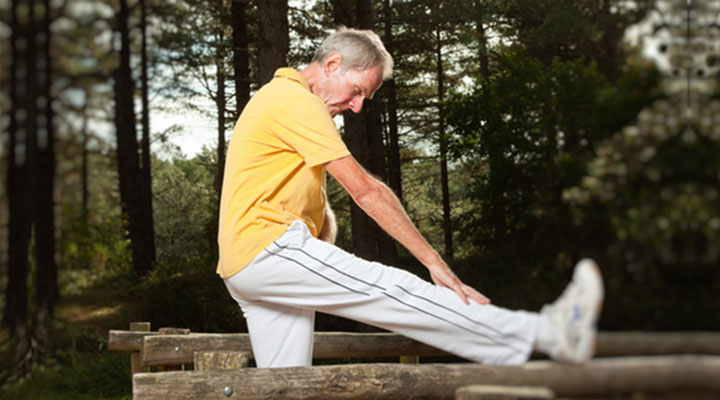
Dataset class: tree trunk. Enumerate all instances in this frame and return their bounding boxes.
[32,0,57,363]
[5,0,31,341]
[487,145,508,246]
[332,0,397,265]
[332,0,355,27]
[115,0,154,277]
[80,99,90,269]
[139,0,156,263]
[436,27,453,261]
[598,0,619,82]
[474,0,490,80]
[383,0,402,202]
[256,0,288,86]
[214,21,227,198]
[232,0,250,118]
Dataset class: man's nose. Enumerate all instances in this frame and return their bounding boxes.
[350,97,364,113]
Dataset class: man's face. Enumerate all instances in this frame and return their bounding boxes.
[317,60,383,117]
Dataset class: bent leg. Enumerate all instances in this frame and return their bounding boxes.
[224,283,315,368]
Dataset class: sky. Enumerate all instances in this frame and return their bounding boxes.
[152,97,219,158]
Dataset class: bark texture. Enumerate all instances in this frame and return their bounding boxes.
[256,0,289,86]
[114,0,155,277]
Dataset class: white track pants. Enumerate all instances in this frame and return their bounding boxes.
[224,221,539,367]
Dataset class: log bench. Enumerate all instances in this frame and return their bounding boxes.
[109,325,720,399]
[108,323,445,377]
[132,355,720,399]
[109,324,720,370]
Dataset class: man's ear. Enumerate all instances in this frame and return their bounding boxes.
[323,52,344,76]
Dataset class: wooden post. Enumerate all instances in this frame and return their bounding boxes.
[400,355,419,364]
[456,385,555,400]
[194,351,251,371]
[157,327,190,371]
[130,322,151,376]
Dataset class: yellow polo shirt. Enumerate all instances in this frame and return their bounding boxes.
[216,68,351,278]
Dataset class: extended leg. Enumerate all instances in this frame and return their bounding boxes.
[225,221,537,366]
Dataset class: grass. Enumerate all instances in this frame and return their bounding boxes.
[0,259,248,399]
[0,352,132,400]
[0,315,133,400]
[0,267,142,400]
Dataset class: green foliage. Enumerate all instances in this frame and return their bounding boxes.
[0,352,130,400]
[563,95,720,330]
[57,141,129,273]
[402,154,476,260]
[0,319,131,400]
[128,260,245,333]
[445,48,660,309]
[152,148,219,265]
[119,147,240,332]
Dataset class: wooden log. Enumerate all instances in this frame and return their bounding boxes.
[194,351,251,371]
[158,327,191,335]
[139,331,720,367]
[142,333,252,367]
[157,327,190,372]
[455,385,554,400]
[141,332,445,367]
[597,331,720,356]
[108,329,158,351]
[130,322,151,376]
[133,355,720,400]
[118,330,720,365]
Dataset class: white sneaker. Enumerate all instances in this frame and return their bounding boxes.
[541,258,604,363]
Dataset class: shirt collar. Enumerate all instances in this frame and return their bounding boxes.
[274,68,310,92]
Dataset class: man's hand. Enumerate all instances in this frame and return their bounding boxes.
[427,261,491,305]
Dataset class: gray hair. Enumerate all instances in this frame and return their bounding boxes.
[313,27,394,80]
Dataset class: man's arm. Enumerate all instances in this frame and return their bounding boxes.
[325,155,489,305]
[318,201,337,244]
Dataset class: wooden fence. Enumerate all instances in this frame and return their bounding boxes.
[132,355,720,399]
[108,323,720,399]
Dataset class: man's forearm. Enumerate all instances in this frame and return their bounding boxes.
[325,155,489,304]
[354,178,440,266]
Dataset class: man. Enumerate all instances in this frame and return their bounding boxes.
[217,27,603,368]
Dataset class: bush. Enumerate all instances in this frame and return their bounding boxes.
[128,260,246,333]
[0,353,131,400]
[0,319,131,400]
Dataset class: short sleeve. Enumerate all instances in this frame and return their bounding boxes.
[275,95,350,167]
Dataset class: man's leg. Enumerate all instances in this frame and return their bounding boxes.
[225,221,537,366]
[224,284,315,368]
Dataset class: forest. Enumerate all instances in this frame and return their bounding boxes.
[0,0,719,398]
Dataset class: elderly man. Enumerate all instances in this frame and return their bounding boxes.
[217,27,603,368]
